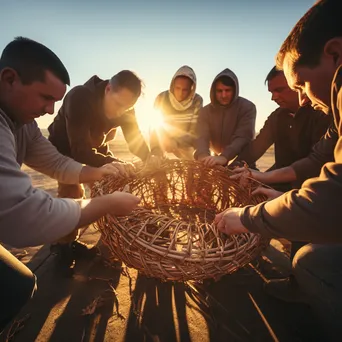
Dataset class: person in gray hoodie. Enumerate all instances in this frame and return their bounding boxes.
[150,65,203,159]
[0,37,140,332]
[194,69,257,167]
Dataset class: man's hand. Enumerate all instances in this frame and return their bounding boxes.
[199,155,228,167]
[230,167,266,183]
[214,208,249,235]
[99,162,136,179]
[251,186,283,200]
[80,162,136,184]
[162,137,178,152]
[77,192,141,227]
[108,191,141,216]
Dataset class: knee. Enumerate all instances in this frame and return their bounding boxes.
[292,244,317,275]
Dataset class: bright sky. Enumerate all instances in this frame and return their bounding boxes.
[1,0,314,132]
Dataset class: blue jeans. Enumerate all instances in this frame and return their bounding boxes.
[0,244,37,331]
[293,244,342,341]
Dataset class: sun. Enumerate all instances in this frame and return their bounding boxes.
[135,96,165,134]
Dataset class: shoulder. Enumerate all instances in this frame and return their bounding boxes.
[154,91,168,106]
[269,107,287,118]
[236,97,256,110]
[297,106,330,122]
[194,93,203,103]
[66,84,92,99]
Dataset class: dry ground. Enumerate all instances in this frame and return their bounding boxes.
[1,133,324,342]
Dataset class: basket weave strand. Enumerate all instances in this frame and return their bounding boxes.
[91,160,268,281]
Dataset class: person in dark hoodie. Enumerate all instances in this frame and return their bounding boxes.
[194,69,257,167]
[215,0,342,338]
[150,65,203,159]
[48,70,150,273]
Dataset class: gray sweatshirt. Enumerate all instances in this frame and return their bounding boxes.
[194,68,256,161]
[0,109,82,248]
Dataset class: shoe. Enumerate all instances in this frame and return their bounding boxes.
[263,275,308,303]
[71,240,98,260]
[50,243,75,278]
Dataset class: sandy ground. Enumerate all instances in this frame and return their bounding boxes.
[4,133,313,342]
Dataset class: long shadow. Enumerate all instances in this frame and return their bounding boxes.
[0,242,122,342]
[124,274,191,342]
[124,263,325,342]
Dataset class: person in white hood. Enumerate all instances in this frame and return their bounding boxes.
[150,65,203,159]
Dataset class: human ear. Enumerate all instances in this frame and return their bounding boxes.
[0,68,18,87]
[324,38,342,66]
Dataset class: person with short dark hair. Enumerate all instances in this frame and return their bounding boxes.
[150,65,203,159]
[214,0,342,337]
[47,70,150,272]
[236,66,331,192]
[194,69,256,167]
[0,37,140,331]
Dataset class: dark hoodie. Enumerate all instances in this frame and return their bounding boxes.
[241,65,342,243]
[194,69,256,162]
[48,76,150,167]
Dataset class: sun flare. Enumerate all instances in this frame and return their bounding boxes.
[135,97,165,134]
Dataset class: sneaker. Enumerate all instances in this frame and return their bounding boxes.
[71,240,98,260]
[264,275,308,303]
[50,243,75,278]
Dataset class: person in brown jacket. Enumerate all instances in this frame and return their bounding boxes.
[194,68,256,167]
[215,0,342,338]
[48,71,149,273]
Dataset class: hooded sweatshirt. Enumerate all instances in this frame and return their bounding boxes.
[150,66,203,155]
[0,108,82,248]
[194,69,256,162]
[240,65,342,243]
[48,75,150,167]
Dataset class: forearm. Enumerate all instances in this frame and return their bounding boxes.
[76,195,113,228]
[259,166,297,184]
[79,165,103,184]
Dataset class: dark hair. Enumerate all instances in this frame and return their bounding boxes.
[264,66,283,84]
[0,36,70,85]
[276,0,342,70]
[110,70,142,98]
[215,76,235,88]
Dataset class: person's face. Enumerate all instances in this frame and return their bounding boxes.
[268,73,299,111]
[0,68,66,124]
[283,53,337,114]
[215,81,234,106]
[173,76,192,102]
[104,85,138,119]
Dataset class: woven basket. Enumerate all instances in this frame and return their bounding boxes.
[91,160,268,281]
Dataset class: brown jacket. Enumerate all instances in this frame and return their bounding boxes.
[241,65,342,243]
[194,69,256,162]
[48,76,150,167]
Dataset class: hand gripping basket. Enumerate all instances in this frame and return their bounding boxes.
[91,160,268,281]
